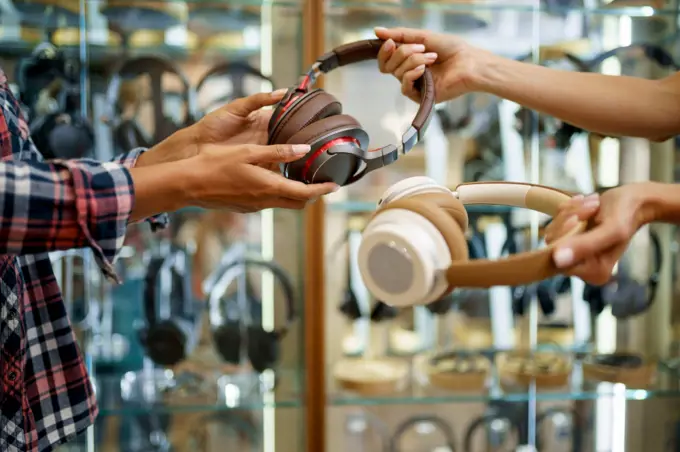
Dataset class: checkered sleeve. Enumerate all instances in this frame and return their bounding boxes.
[0,152,133,282]
[111,147,169,232]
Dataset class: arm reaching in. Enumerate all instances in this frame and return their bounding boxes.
[544,183,680,284]
[375,27,680,141]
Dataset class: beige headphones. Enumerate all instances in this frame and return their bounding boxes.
[358,176,586,308]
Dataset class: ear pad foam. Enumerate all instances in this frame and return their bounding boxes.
[247,327,281,373]
[213,322,242,364]
[285,114,367,185]
[269,89,342,145]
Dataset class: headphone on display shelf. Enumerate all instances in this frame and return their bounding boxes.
[586,44,679,72]
[104,55,197,152]
[357,176,587,308]
[388,415,457,452]
[463,411,520,452]
[267,39,435,186]
[421,349,490,391]
[582,229,662,319]
[331,227,400,324]
[536,406,583,452]
[139,249,199,367]
[514,52,588,151]
[20,43,95,160]
[196,61,275,114]
[209,259,297,373]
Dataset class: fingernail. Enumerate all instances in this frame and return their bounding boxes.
[271,88,287,97]
[553,247,574,268]
[332,184,341,192]
[583,193,600,208]
[412,44,426,52]
[415,64,425,72]
[572,194,584,201]
[424,52,438,60]
[384,39,395,51]
[310,197,318,204]
[292,145,311,154]
[375,26,387,31]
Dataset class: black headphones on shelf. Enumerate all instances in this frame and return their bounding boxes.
[427,234,488,316]
[331,227,400,323]
[514,52,589,151]
[536,406,583,452]
[267,39,435,186]
[139,249,198,367]
[209,258,297,373]
[19,43,95,160]
[104,55,197,151]
[585,43,679,72]
[389,415,457,452]
[463,411,520,452]
[582,229,662,319]
[195,61,275,114]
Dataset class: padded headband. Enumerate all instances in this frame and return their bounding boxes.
[196,61,274,96]
[104,55,197,131]
[301,39,435,158]
[378,182,585,288]
[143,251,191,326]
[588,44,679,71]
[207,258,297,336]
[451,182,585,287]
[389,415,456,452]
[463,413,519,452]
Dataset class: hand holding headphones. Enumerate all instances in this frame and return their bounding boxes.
[358,176,587,308]
[267,39,435,186]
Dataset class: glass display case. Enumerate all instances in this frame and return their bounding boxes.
[316,0,680,451]
[0,1,308,451]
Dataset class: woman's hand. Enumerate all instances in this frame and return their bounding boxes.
[375,27,493,103]
[544,185,655,285]
[136,90,286,168]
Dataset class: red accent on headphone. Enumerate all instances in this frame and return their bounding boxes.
[300,137,359,181]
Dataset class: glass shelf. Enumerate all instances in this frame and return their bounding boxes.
[94,369,303,417]
[329,358,680,407]
[328,0,678,17]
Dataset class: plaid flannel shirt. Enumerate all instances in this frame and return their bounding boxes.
[0,70,168,451]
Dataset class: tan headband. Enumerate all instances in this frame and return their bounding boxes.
[446,182,585,287]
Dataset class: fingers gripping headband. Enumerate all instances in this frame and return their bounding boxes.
[268,39,435,186]
[359,177,586,307]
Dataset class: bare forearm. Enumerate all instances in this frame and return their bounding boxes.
[129,160,193,222]
[475,56,680,141]
[643,182,680,224]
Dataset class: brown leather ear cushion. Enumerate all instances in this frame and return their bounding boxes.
[270,90,342,145]
[286,114,362,145]
[377,194,468,293]
[418,193,469,233]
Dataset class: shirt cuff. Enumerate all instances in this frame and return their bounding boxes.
[60,159,136,283]
[112,147,169,232]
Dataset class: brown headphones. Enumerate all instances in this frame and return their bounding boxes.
[267,39,435,186]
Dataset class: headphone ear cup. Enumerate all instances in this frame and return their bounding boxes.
[284,114,368,185]
[269,89,342,145]
[338,289,362,321]
[583,283,605,316]
[247,327,280,373]
[512,285,530,316]
[214,321,242,364]
[144,320,188,367]
[370,301,399,322]
[608,277,646,318]
[536,279,556,317]
[426,293,455,315]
